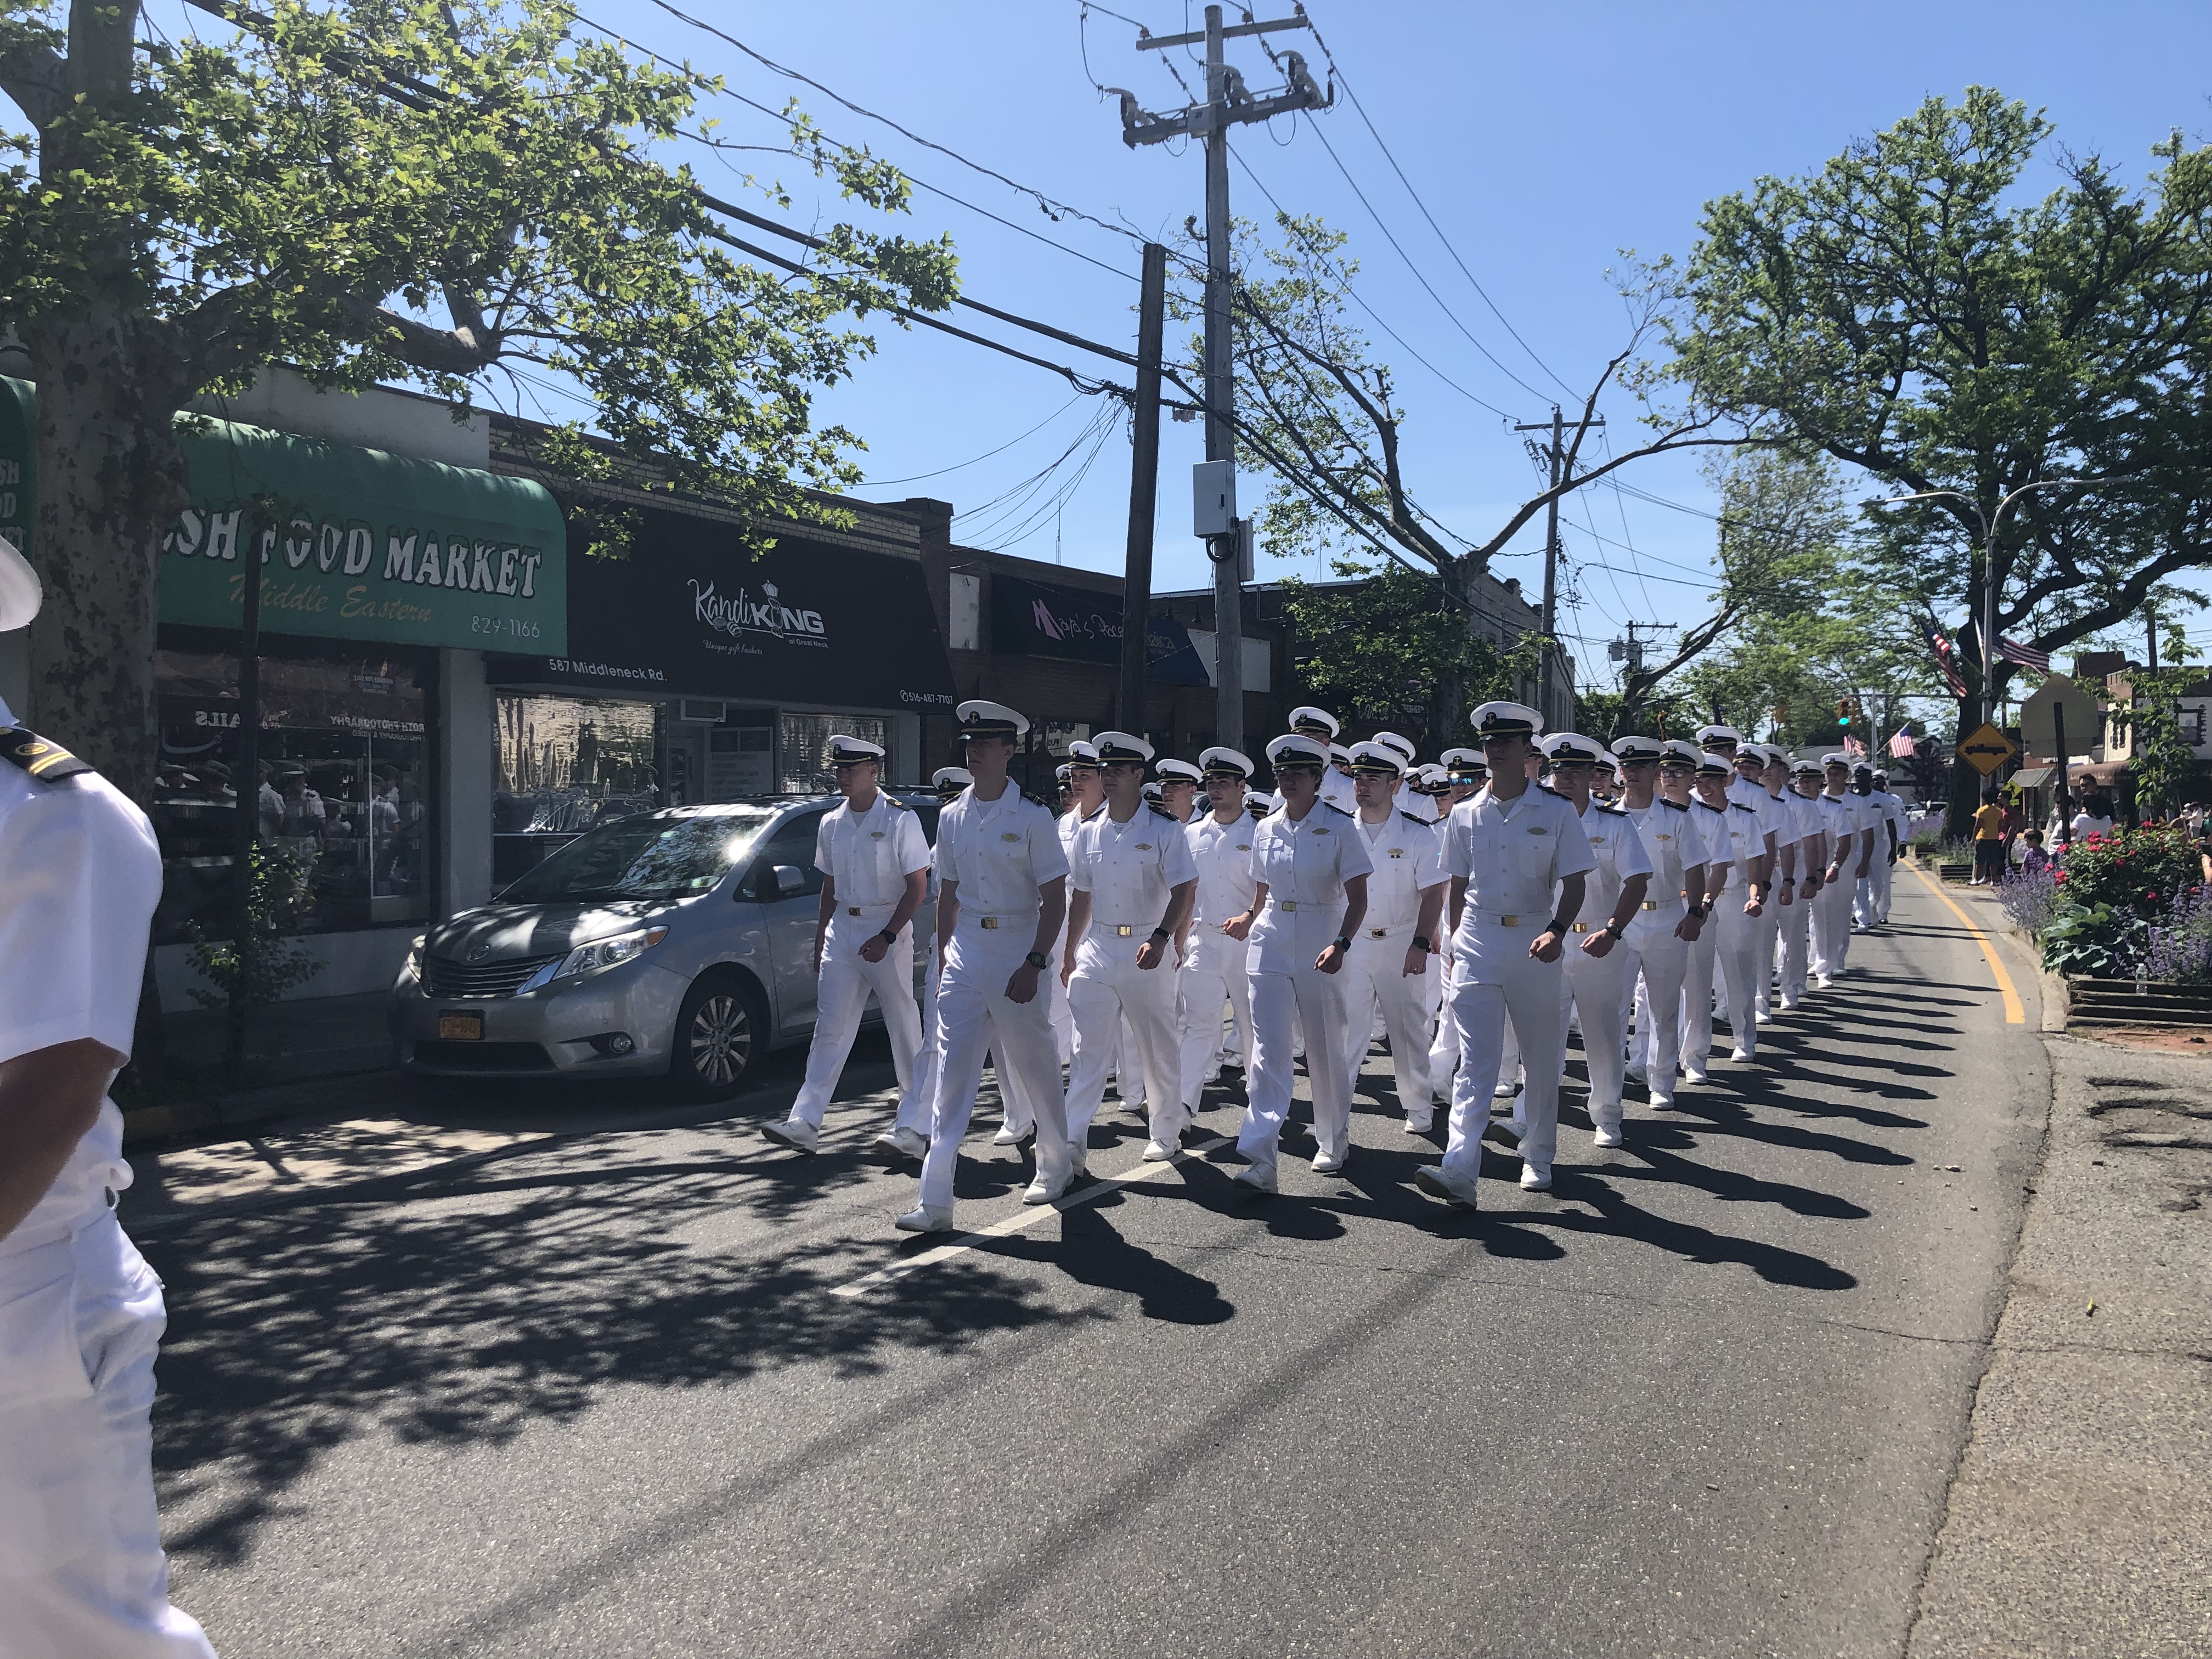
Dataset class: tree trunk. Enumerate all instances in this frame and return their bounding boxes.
[1944,695,1979,840]
[21,305,190,804]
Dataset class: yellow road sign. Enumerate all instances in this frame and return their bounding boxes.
[1957,722,2018,776]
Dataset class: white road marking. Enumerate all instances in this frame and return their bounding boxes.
[830,1131,1234,1297]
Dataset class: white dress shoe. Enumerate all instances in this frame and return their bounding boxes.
[894,1206,953,1233]
[1778,996,1799,1012]
[1231,1161,1277,1194]
[1414,1165,1481,1209]
[1492,1080,1518,1099]
[1404,1111,1435,1135]
[1647,1092,1675,1111]
[1141,1138,1178,1162]
[1519,1163,1553,1192]
[1815,974,1835,990]
[1067,1152,1090,1184]
[1021,1173,1070,1205]
[1682,1067,1709,1085]
[872,1126,928,1160]
[1311,1149,1348,1175]
[761,1119,820,1154]
[1592,1123,1623,1149]
[1729,1047,1755,1063]
[991,1122,1035,1147]
[1624,1063,1647,1084]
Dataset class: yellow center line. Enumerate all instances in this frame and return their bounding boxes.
[1907,860,2025,1024]
[831,1132,1235,1297]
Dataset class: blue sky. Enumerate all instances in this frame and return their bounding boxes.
[157,0,2212,686]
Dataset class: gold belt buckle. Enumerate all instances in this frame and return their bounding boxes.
[1570,922,1593,933]
[1641,901,1660,911]
[1278,900,1297,912]
[1499,913,1520,927]
[1113,924,1134,936]
[979,916,1000,929]
[1369,927,1386,939]
[847,906,862,916]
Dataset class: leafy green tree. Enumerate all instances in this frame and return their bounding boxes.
[0,0,957,794]
[1665,88,2212,820]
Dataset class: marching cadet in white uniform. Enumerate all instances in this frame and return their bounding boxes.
[1867,770,1908,924]
[1226,733,1372,1191]
[1338,743,1447,1134]
[1690,751,1772,1063]
[1615,735,1709,1111]
[1634,740,1725,1086]
[1061,733,1199,1166]
[1049,740,1105,1070]
[1779,759,1829,1007]
[1154,757,1202,823]
[1179,747,1259,1114]
[1852,765,1900,930]
[1811,754,1876,985]
[901,767,972,1130]
[1278,707,1359,814]
[1537,733,1654,1148]
[0,539,220,1656]
[761,737,932,1158]
[901,702,1075,1232]
[1414,702,1595,1208]
[1753,746,1816,1016]
[1737,745,1795,1021]
[1401,763,1448,822]
[1426,748,1489,1093]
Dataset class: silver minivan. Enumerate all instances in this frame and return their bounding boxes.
[390,793,939,1097]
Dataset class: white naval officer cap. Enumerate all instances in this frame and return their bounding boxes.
[1695,723,1745,748]
[1790,757,1823,778]
[1053,763,1073,783]
[1091,730,1154,765]
[1198,745,1255,780]
[1821,752,1853,768]
[825,733,885,764]
[1154,757,1204,784]
[1695,751,1734,778]
[1539,731,1607,765]
[1266,732,1331,770]
[933,765,974,794]
[1141,780,1165,803]
[1328,742,1353,766]
[1064,739,1101,768]
[1346,740,1407,776]
[1611,734,1665,763]
[1660,739,1705,768]
[1471,700,1541,738]
[1733,742,1774,768]
[0,534,40,633]
[1413,762,1450,789]
[1370,730,1417,764]
[1440,746,1488,776]
[1288,704,1341,737]
[957,698,1029,740]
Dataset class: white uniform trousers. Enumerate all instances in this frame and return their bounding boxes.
[1812,873,1855,977]
[1441,943,1566,1182]
[1624,913,1690,1103]
[1237,967,1352,1173]
[1047,918,1075,1064]
[1872,850,1895,922]
[1339,928,1435,1120]
[0,1216,218,1659]
[1553,934,1633,1128]
[1679,918,1721,1078]
[919,925,1073,1211]
[790,902,926,1131]
[1712,893,1763,1057]
[1065,928,1186,1148]
[1427,950,1460,1098]
[1777,894,1813,1003]
[1177,929,1254,1109]
[1754,901,1782,1018]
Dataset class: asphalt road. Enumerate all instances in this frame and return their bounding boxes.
[139,872,2045,1659]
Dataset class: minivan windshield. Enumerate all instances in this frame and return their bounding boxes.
[499,807,776,904]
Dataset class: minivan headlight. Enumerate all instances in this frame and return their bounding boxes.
[547,925,669,983]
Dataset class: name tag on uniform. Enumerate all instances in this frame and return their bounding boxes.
[1237,843,1250,851]
[870,831,885,839]
[1135,842,1152,850]
[1528,826,1548,835]
[1388,848,1404,857]
[1000,832,1022,842]
[1313,827,1330,835]
[1657,833,1673,842]
[1590,836,1603,845]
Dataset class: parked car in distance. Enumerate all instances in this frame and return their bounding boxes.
[391,792,940,1097]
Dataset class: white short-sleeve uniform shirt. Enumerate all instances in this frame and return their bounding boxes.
[1070,805,1199,927]
[1184,811,1258,927]
[814,794,930,904]
[934,786,1068,923]
[1626,798,1702,904]
[1699,797,1765,889]
[1571,798,1655,919]
[1353,810,1444,933]
[1245,803,1375,973]
[1439,785,1599,979]
[0,700,163,1252]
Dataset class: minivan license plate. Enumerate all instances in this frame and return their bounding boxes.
[438,1012,484,1041]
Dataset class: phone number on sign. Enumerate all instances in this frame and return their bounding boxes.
[470,616,542,640]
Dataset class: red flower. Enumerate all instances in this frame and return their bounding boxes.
[2148,891,2160,903]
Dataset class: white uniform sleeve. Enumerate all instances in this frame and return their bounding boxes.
[812,810,837,878]
[1068,817,1094,893]
[0,778,162,1068]
[1159,820,1199,886]
[1246,823,1270,887]
[1551,799,1599,880]
[1029,803,1070,887]
[1413,821,1446,889]
[1611,811,1655,879]
[1334,819,1375,883]
[1440,809,1473,882]
[895,808,930,877]
[934,809,965,888]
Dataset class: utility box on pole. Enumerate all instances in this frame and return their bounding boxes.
[1193,460,1237,537]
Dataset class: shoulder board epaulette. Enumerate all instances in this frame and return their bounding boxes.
[1694,798,1724,812]
[1537,784,1566,799]
[1658,797,1689,811]
[1147,805,1176,822]
[1595,802,1629,816]
[1021,790,1052,809]
[1398,810,1431,827]
[1,727,93,783]
[1322,800,1352,815]
[1730,800,1757,813]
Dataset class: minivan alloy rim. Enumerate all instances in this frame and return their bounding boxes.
[690,994,751,1084]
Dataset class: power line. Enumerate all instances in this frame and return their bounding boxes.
[861,393,1090,486]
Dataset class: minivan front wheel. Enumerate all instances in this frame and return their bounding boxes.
[668,972,761,1099]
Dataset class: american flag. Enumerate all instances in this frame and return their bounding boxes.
[1888,727,1918,759]
[1998,635,2051,674]
[1920,618,1971,698]
[1844,735,1867,757]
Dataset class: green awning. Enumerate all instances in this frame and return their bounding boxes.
[0,375,31,557]
[1,376,567,654]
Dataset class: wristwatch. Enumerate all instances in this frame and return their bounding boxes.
[1685,903,1707,919]
[876,928,899,945]
[1149,926,1172,941]
[1023,950,1049,971]
[1602,921,1624,940]
[1331,935,1352,951]
[1412,933,1434,953]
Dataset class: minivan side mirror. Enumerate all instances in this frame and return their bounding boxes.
[771,864,807,898]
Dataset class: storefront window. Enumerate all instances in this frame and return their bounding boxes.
[493,692,673,887]
[152,639,435,943]
[780,712,888,793]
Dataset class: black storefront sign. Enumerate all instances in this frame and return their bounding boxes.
[989,572,1209,685]
[487,511,957,708]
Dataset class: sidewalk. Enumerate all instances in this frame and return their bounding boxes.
[124,990,399,1146]
[1907,879,2212,1655]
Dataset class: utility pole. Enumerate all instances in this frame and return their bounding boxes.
[1118,242,1168,734]
[1515,406,1600,728]
[1109,5,1330,750]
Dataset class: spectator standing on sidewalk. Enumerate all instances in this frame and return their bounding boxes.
[1970,791,2006,885]
[0,536,219,1655]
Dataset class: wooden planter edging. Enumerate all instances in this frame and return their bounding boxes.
[2064,975,2212,1030]
[1939,862,1972,882]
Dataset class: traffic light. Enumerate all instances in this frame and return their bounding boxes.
[1837,697,1852,729]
